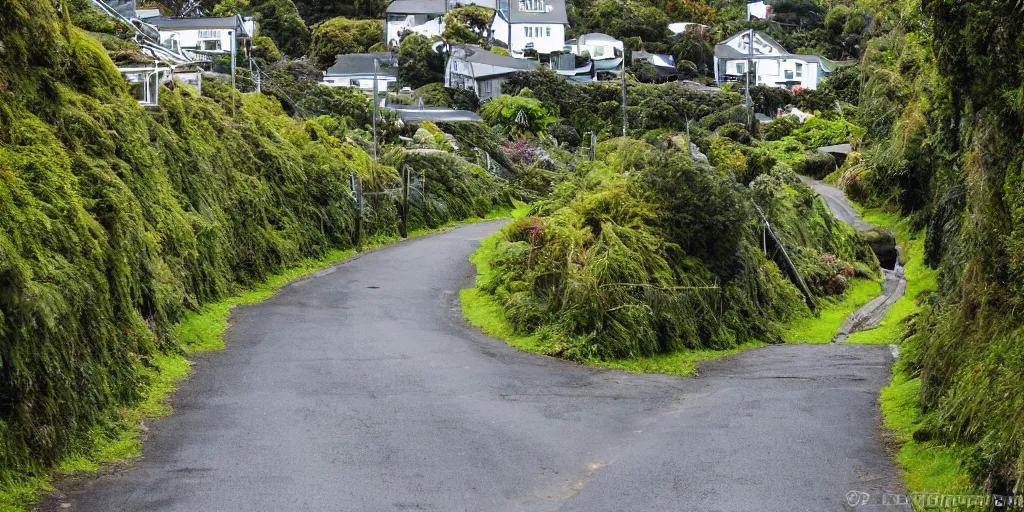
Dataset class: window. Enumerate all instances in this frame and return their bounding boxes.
[202,39,222,51]
[481,80,492,95]
[197,30,221,39]
[545,26,551,37]
[525,26,532,37]
[795,63,803,77]
[736,63,745,74]
[784,70,794,80]
[520,0,545,11]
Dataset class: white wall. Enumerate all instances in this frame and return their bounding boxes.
[492,19,564,54]
[387,16,443,46]
[159,28,236,53]
[757,58,820,89]
[722,57,824,90]
[323,75,396,93]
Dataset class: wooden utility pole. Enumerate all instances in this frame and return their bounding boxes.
[400,167,410,238]
[620,66,628,137]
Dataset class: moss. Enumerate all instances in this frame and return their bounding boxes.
[0,3,515,506]
[880,373,974,493]
[783,278,882,344]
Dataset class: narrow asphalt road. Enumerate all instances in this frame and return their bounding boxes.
[42,221,903,512]
[799,176,908,342]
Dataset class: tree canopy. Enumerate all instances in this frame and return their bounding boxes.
[308,17,384,69]
[397,33,444,88]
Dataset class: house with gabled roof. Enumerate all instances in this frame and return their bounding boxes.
[323,52,399,93]
[385,0,446,46]
[445,44,539,101]
[565,33,623,75]
[146,15,254,62]
[491,0,568,55]
[713,29,838,90]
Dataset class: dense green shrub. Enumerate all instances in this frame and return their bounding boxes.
[751,85,794,117]
[762,115,801,141]
[308,17,384,69]
[793,151,838,179]
[477,138,876,361]
[479,95,555,138]
[717,122,751,144]
[792,116,864,148]
[398,34,445,88]
[547,122,581,148]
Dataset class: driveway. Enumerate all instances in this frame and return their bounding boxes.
[41,221,903,512]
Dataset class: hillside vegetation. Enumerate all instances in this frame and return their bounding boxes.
[832,0,1024,492]
[0,0,510,504]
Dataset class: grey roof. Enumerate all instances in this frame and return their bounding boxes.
[500,0,568,24]
[453,45,539,77]
[146,16,242,30]
[818,143,852,155]
[325,52,398,77]
[632,50,675,71]
[578,33,619,44]
[390,108,483,122]
[714,30,838,72]
[386,0,446,14]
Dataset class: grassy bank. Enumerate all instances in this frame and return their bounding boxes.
[463,227,783,377]
[879,373,973,493]
[837,206,973,493]
[845,208,938,345]
[782,278,882,344]
[0,207,522,512]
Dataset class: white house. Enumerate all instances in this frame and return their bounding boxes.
[385,0,446,46]
[565,33,623,74]
[445,44,538,101]
[491,0,567,55]
[323,52,398,93]
[713,29,837,90]
[146,15,255,62]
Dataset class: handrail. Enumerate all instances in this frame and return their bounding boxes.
[753,202,818,312]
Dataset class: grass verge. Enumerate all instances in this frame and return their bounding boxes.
[0,202,526,512]
[880,373,974,493]
[782,278,882,344]
[460,227,764,377]
[843,206,973,494]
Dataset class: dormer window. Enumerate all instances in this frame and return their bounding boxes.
[520,0,545,12]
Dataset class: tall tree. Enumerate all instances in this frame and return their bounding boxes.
[309,17,384,69]
[397,34,444,88]
[249,0,311,57]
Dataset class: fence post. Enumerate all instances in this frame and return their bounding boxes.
[351,173,363,248]
[400,167,409,238]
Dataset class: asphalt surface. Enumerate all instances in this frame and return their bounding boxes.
[799,177,908,342]
[40,221,904,512]
[799,177,873,232]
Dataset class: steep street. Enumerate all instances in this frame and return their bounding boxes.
[43,221,903,512]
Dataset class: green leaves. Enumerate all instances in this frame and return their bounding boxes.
[479,95,556,138]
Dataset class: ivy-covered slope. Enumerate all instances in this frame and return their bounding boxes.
[835,0,1024,491]
[0,0,509,491]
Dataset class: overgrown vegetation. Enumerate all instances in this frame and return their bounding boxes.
[467,134,876,364]
[0,1,514,507]
[799,0,1024,494]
